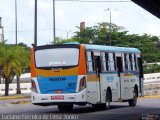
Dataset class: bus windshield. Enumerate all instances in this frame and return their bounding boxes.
[35,48,79,68]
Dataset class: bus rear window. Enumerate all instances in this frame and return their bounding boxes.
[35,48,79,68]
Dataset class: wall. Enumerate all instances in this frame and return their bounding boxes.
[0,83,31,95]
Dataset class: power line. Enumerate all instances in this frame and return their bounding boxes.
[5,28,69,33]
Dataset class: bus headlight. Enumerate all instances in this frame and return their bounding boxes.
[31,79,38,93]
[79,76,86,92]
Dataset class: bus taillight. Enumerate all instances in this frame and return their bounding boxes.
[79,77,86,92]
[31,79,38,93]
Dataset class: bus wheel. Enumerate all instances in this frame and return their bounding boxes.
[105,91,110,110]
[58,104,73,112]
[92,92,110,110]
[128,89,137,107]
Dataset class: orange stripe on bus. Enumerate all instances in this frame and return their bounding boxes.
[31,48,36,77]
[87,74,98,82]
[124,74,133,76]
[78,45,87,75]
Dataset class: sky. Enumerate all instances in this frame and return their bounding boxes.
[0,0,160,46]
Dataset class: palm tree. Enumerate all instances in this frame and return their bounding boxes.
[15,46,30,94]
[0,45,21,96]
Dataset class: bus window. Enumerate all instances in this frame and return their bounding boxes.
[124,54,128,71]
[35,48,79,68]
[105,52,109,71]
[131,54,136,70]
[87,51,95,72]
[101,52,107,71]
[108,53,116,71]
[134,54,137,70]
[129,54,133,70]
[124,53,132,71]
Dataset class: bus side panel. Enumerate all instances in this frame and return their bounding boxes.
[86,74,99,104]
[120,72,139,100]
[100,73,120,103]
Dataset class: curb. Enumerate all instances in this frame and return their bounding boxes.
[11,100,31,105]
[0,94,31,100]
[139,95,160,99]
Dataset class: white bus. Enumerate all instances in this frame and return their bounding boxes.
[31,43,144,111]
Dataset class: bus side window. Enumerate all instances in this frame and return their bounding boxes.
[86,51,95,72]
[124,53,132,71]
[129,54,133,70]
[131,54,136,70]
[101,52,107,71]
[108,53,116,71]
[134,54,137,70]
[105,52,109,71]
[124,53,128,71]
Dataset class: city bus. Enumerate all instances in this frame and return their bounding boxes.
[31,43,143,111]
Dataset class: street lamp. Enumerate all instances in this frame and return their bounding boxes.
[105,8,112,46]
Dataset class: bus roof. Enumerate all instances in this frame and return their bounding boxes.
[84,44,141,53]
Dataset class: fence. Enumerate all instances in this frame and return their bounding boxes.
[0,83,31,95]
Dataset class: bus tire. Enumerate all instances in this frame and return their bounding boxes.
[128,89,137,107]
[105,91,110,110]
[57,104,73,112]
[92,92,110,110]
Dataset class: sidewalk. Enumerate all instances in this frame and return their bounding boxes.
[0,94,31,107]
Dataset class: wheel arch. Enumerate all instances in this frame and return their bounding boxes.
[134,84,138,97]
[107,86,112,102]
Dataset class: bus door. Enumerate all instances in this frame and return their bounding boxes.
[137,57,144,96]
[94,52,102,102]
[86,51,100,103]
[116,56,123,99]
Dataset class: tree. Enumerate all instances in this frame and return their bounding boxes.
[54,22,160,73]
[0,44,30,96]
[67,22,160,63]
[15,46,30,94]
[0,44,20,96]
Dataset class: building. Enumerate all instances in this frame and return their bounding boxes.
[0,17,4,42]
[144,73,160,96]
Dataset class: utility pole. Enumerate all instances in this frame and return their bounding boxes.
[34,0,37,46]
[105,8,112,46]
[15,0,17,45]
[109,10,111,46]
[53,0,56,44]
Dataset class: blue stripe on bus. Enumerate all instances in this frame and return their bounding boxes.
[37,75,78,94]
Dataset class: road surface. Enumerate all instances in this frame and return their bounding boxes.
[0,98,160,120]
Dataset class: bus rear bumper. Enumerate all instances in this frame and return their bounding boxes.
[31,89,87,105]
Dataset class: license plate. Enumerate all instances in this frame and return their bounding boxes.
[51,95,64,100]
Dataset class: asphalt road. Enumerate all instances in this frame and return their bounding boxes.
[0,98,160,120]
